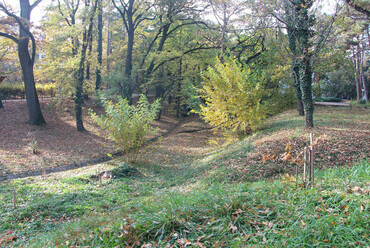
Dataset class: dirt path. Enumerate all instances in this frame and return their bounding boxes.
[0,117,188,182]
[1,100,195,181]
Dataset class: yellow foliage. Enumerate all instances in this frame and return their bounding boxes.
[198,57,268,136]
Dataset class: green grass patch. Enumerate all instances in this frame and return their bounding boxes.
[1,107,369,247]
[1,160,368,247]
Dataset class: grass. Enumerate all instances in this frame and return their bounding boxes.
[0,107,369,247]
[1,160,368,247]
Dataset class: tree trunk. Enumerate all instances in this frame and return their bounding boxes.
[299,57,314,128]
[0,76,4,108]
[146,23,170,78]
[124,28,134,105]
[297,0,314,128]
[19,0,45,125]
[353,46,362,103]
[75,0,98,131]
[95,0,103,91]
[293,64,305,116]
[360,43,368,102]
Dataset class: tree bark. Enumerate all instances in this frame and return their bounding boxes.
[285,2,305,117]
[296,0,314,128]
[360,42,368,102]
[75,0,98,131]
[0,76,4,108]
[352,46,362,103]
[19,0,45,125]
[124,28,134,104]
[95,0,103,91]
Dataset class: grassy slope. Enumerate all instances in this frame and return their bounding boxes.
[0,107,369,247]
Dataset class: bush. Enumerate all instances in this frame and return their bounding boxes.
[90,95,161,162]
[314,97,342,102]
[359,99,366,104]
[0,83,25,99]
[198,56,268,136]
[0,83,57,99]
[36,83,57,98]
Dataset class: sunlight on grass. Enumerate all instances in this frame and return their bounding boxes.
[0,107,369,247]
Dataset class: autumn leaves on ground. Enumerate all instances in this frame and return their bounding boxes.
[0,100,369,247]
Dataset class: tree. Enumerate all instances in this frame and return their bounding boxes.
[112,0,153,104]
[95,0,103,92]
[43,0,98,131]
[0,75,6,108]
[268,0,340,127]
[206,0,248,58]
[0,0,46,125]
[343,0,369,102]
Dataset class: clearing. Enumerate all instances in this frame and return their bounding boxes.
[0,101,369,247]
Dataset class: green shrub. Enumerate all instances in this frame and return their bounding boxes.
[0,83,25,99]
[314,97,342,102]
[359,99,366,104]
[198,56,268,136]
[36,84,46,98]
[90,95,161,162]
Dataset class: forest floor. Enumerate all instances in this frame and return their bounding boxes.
[0,100,369,181]
[0,99,184,180]
[0,101,369,247]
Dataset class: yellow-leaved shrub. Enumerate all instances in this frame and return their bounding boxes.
[199,57,268,136]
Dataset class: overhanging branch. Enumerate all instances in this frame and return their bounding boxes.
[0,32,19,43]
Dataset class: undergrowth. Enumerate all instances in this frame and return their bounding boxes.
[0,160,368,247]
[0,107,369,247]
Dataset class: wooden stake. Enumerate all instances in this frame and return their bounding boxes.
[303,147,307,184]
[295,163,298,188]
[13,186,17,209]
[310,133,314,184]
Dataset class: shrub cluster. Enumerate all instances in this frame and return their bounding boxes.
[0,84,25,99]
[90,95,161,162]
[0,83,57,99]
[198,56,268,136]
[314,97,342,102]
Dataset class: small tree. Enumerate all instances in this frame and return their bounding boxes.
[199,56,267,137]
[90,95,161,161]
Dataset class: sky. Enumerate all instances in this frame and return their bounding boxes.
[4,0,340,25]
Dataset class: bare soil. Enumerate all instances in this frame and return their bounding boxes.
[0,99,181,179]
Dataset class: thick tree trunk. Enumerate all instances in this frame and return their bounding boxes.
[19,48,46,125]
[353,47,362,103]
[293,64,305,116]
[74,0,98,131]
[95,0,103,91]
[19,0,45,125]
[299,58,314,128]
[360,44,368,102]
[0,76,4,108]
[297,0,314,128]
[146,23,170,78]
[124,29,134,105]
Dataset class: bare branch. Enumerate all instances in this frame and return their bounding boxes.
[31,0,43,10]
[345,0,370,18]
[0,32,19,43]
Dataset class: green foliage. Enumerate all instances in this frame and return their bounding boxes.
[181,79,202,112]
[102,66,132,100]
[0,84,25,99]
[90,95,161,161]
[199,56,268,136]
[35,83,57,98]
[315,97,342,102]
[0,83,57,99]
